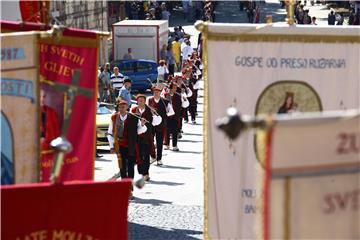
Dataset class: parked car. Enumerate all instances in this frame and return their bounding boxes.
[111,59,157,93]
[96,103,114,146]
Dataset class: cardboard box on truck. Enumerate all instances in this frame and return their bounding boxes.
[112,20,168,63]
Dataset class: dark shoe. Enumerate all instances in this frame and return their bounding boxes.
[144,175,150,181]
[157,160,163,166]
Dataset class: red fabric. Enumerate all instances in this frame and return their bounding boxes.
[62,28,97,39]
[41,106,60,150]
[0,20,50,32]
[1,180,131,240]
[263,129,273,240]
[19,1,41,23]
[39,31,98,182]
[40,106,61,182]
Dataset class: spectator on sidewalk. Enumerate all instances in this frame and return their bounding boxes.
[336,13,344,25]
[161,3,171,20]
[160,44,167,61]
[110,67,125,99]
[303,9,311,24]
[171,37,181,71]
[166,45,176,76]
[181,39,193,68]
[311,16,317,25]
[157,60,169,83]
[328,10,336,25]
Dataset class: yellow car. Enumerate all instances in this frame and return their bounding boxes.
[96,103,115,146]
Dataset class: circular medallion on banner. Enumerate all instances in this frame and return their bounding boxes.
[254,80,323,166]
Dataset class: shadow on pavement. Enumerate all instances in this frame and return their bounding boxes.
[131,197,172,206]
[184,133,203,137]
[148,180,185,186]
[160,165,194,170]
[175,150,203,154]
[128,222,203,240]
[95,158,112,162]
[178,139,202,143]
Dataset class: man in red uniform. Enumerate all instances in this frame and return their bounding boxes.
[40,89,61,182]
[131,94,162,181]
[147,86,169,166]
[108,100,147,198]
[164,82,181,151]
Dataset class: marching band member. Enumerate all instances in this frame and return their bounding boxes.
[147,85,169,166]
[107,99,147,198]
[131,94,162,181]
[164,82,182,151]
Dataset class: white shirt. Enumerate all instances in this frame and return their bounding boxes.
[107,113,147,149]
[110,73,124,89]
[182,45,193,59]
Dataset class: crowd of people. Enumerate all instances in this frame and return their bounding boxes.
[121,1,215,23]
[102,38,203,198]
[292,0,360,25]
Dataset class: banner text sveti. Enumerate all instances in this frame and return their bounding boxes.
[39,30,98,182]
[1,180,132,240]
[265,114,360,239]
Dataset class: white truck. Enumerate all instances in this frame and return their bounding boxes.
[112,20,169,63]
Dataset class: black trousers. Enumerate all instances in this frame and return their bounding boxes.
[137,143,150,175]
[168,64,175,76]
[119,146,135,179]
[189,105,197,121]
[166,118,178,147]
[155,130,164,160]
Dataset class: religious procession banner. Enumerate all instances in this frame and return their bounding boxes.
[1,180,132,240]
[1,21,101,182]
[39,28,99,182]
[1,31,40,184]
[197,21,360,239]
[263,111,360,239]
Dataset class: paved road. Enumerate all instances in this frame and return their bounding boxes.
[95,24,204,237]
[95,2,339,238]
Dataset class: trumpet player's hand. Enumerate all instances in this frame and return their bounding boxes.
[140,119,146,126]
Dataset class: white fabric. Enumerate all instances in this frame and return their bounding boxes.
[269,112,360,239]
[181,45,193,59]
[107,113,147,149]
[206,23,360,239]
[137,119,147,135]
[152,114,162,126]
[157,66,169,75]
[138,107,145,114]
[186,88,193,97]
[166,102,175,116]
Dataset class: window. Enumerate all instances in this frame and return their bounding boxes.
[119,62,135,74]
[137,62,153,73]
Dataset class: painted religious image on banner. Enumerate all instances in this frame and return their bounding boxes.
[1,112,14,185]
[40,85,63,182]
[254,81,323,164]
